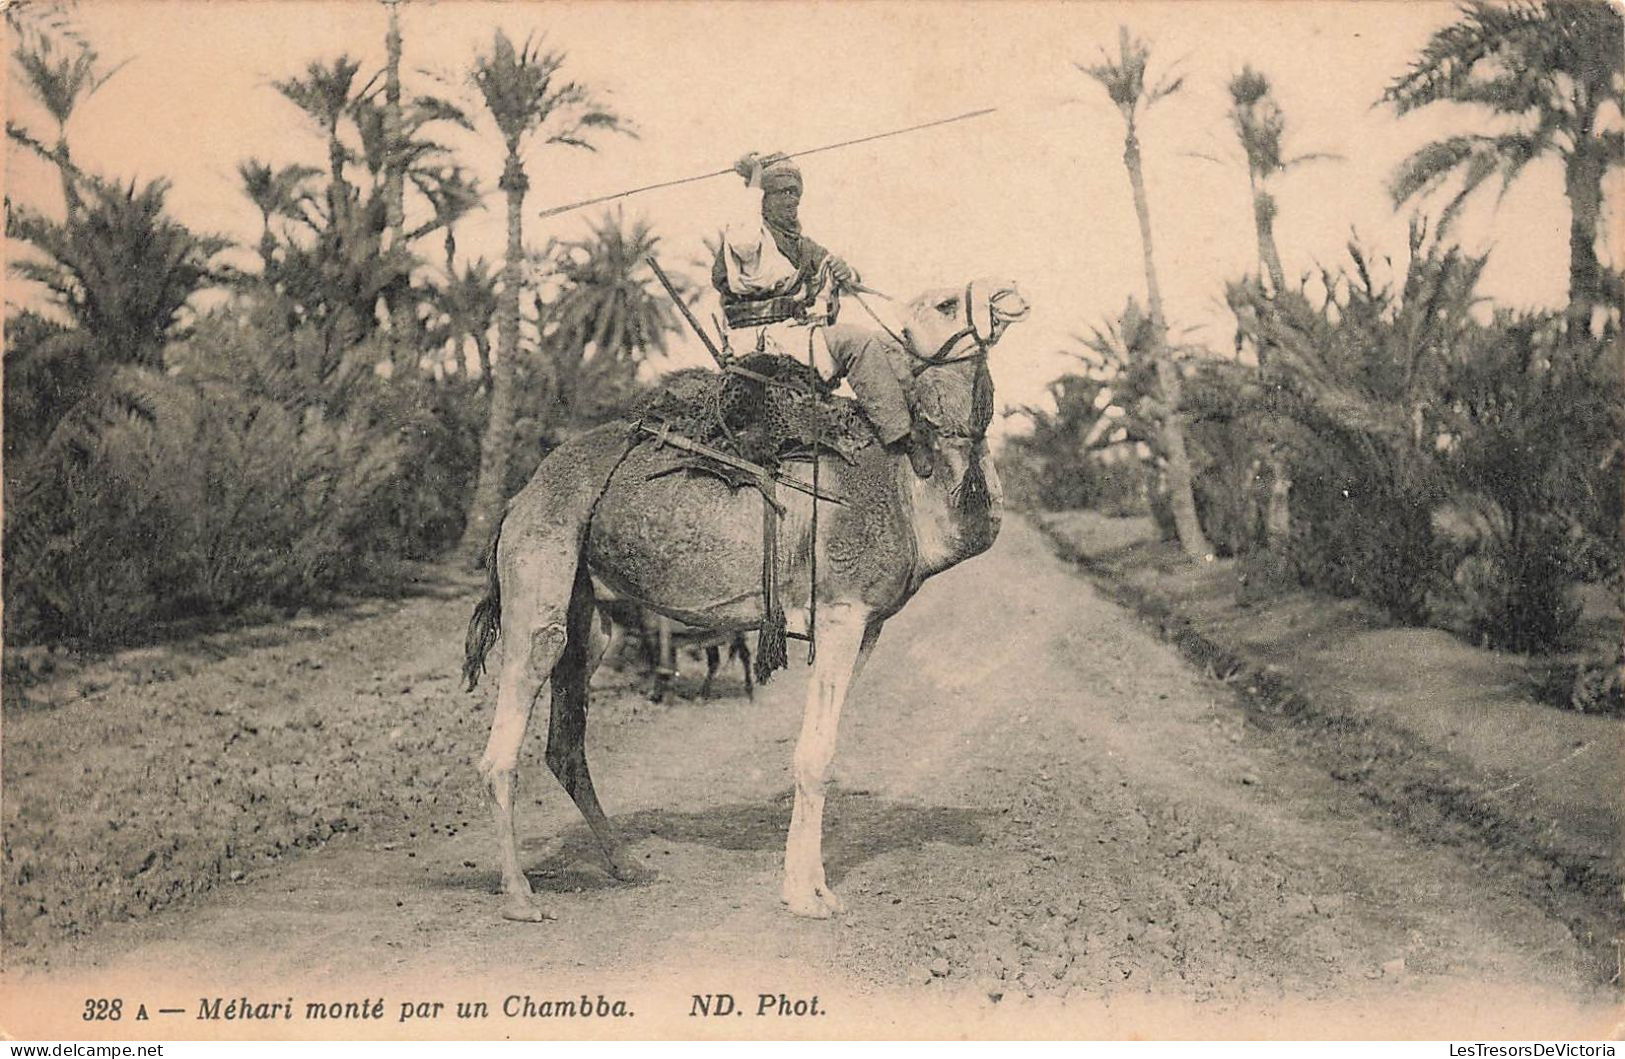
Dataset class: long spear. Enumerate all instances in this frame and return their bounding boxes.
[539,106,998,221]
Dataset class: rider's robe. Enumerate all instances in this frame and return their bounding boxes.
[710,186,914,446]
[711,183,829,305]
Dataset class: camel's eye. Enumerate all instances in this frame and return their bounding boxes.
[935,298,959,316]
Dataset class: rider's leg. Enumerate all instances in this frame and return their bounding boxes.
[822,324,933,477]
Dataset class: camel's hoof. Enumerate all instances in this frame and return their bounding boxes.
[609,857,659,884]
[783,894,834,919]
[781,884,842,919]
[500,895,556,923]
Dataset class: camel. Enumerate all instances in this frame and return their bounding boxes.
[463,279,1027,921]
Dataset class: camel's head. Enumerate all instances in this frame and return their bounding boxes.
[899,280,1030,380]
[898,280,1030,554]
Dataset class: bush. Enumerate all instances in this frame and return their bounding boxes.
[1183,362,1272,559]
[350,376,483,560]
[3,367,412,646]
[1230,227,1622,651]
[1286,433,1443,624]
[1424,317,1620,651]
[173,305,485,560]
[999,372,1151,514]
[0,297,494,648]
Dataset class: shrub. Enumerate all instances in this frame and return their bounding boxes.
[3,367,413,646]
[1000,371,1151,514]
[1286,432,1444,623]
[1183,361,1273,559]
[1230,226,1622,651]
[1424,317,1620,650]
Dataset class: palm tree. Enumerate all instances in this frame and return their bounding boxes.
[8,175,230,371]
[381,1,416,374]
[457,29,629,558]
[381,1,407,252]
[1226,67,1337,294]
[1079,26,1212,559]
[273,55,366,220]
[431,258,499,388]
[7,174,230,473]
[1225,66,1335,549]
[8,31,122,221]
[1383,0,1624,333]
[535,213,678,430]
[237,159,321,273]
[546,212,677,361]
[410,165,484,276]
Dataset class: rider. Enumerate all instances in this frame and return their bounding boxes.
[712,151,936,478]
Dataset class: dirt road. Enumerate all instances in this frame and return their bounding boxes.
[4,520,1613,1038]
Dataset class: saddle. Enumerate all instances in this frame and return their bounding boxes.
[632,354,873,488]
[627,355,874,687]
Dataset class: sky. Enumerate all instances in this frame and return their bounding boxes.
[5,0,1612,429]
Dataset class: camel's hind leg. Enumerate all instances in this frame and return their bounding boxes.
[545,559,655,883]
[479,549,578,923]
[782,604,872,919]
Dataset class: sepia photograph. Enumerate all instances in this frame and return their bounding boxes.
[1,0,1620,1042]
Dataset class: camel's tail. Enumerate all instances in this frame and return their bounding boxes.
[463,520,504,691]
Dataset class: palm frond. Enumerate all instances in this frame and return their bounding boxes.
[12,32,123,127]
[1388,131,1544,227]
[272,55,364,131]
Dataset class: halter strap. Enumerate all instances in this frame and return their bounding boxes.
[849,285,988,376]
[911,284,987,370]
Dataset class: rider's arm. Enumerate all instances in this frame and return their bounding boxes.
[797,234,829,271]
[717,184,769,288]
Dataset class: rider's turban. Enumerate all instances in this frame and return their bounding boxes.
[760,157,803,194]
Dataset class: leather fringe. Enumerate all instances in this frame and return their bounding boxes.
[951,439,992,526]
[756,487,789,683]
[970,359,995,438]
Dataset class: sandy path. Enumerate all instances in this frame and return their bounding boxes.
[3,520,1611,1038]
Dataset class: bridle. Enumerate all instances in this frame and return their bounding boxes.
[849,282,990,377]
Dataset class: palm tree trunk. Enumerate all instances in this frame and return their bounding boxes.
[1249,180,1292,551]
[54,133,79,226]
[448,335,469,381]
[1252,183,1287,295]
[1563,141,1605,336]
[383,2,415,374]
[325,121,350,230]
[1122,128,1212,559]
[460,153,528,559]
[258,215,277,274]
[474,330,493,393]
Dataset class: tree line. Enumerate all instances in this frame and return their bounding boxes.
[1001,0,1622,656]
[4,1,1620,664]
[4,4,682,646]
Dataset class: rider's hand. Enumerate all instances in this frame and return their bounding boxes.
[828,257,859,287]
[735,151,790,184]
[733,152,763,183]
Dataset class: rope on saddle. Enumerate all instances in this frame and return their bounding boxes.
[806,325,821,665]
[756,482,788,684]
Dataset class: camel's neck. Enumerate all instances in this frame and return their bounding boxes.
[898,446,1001,583]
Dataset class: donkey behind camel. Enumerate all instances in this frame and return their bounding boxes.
[464,280,1027,921]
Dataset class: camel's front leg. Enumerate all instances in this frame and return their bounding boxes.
[782,604,870,918]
